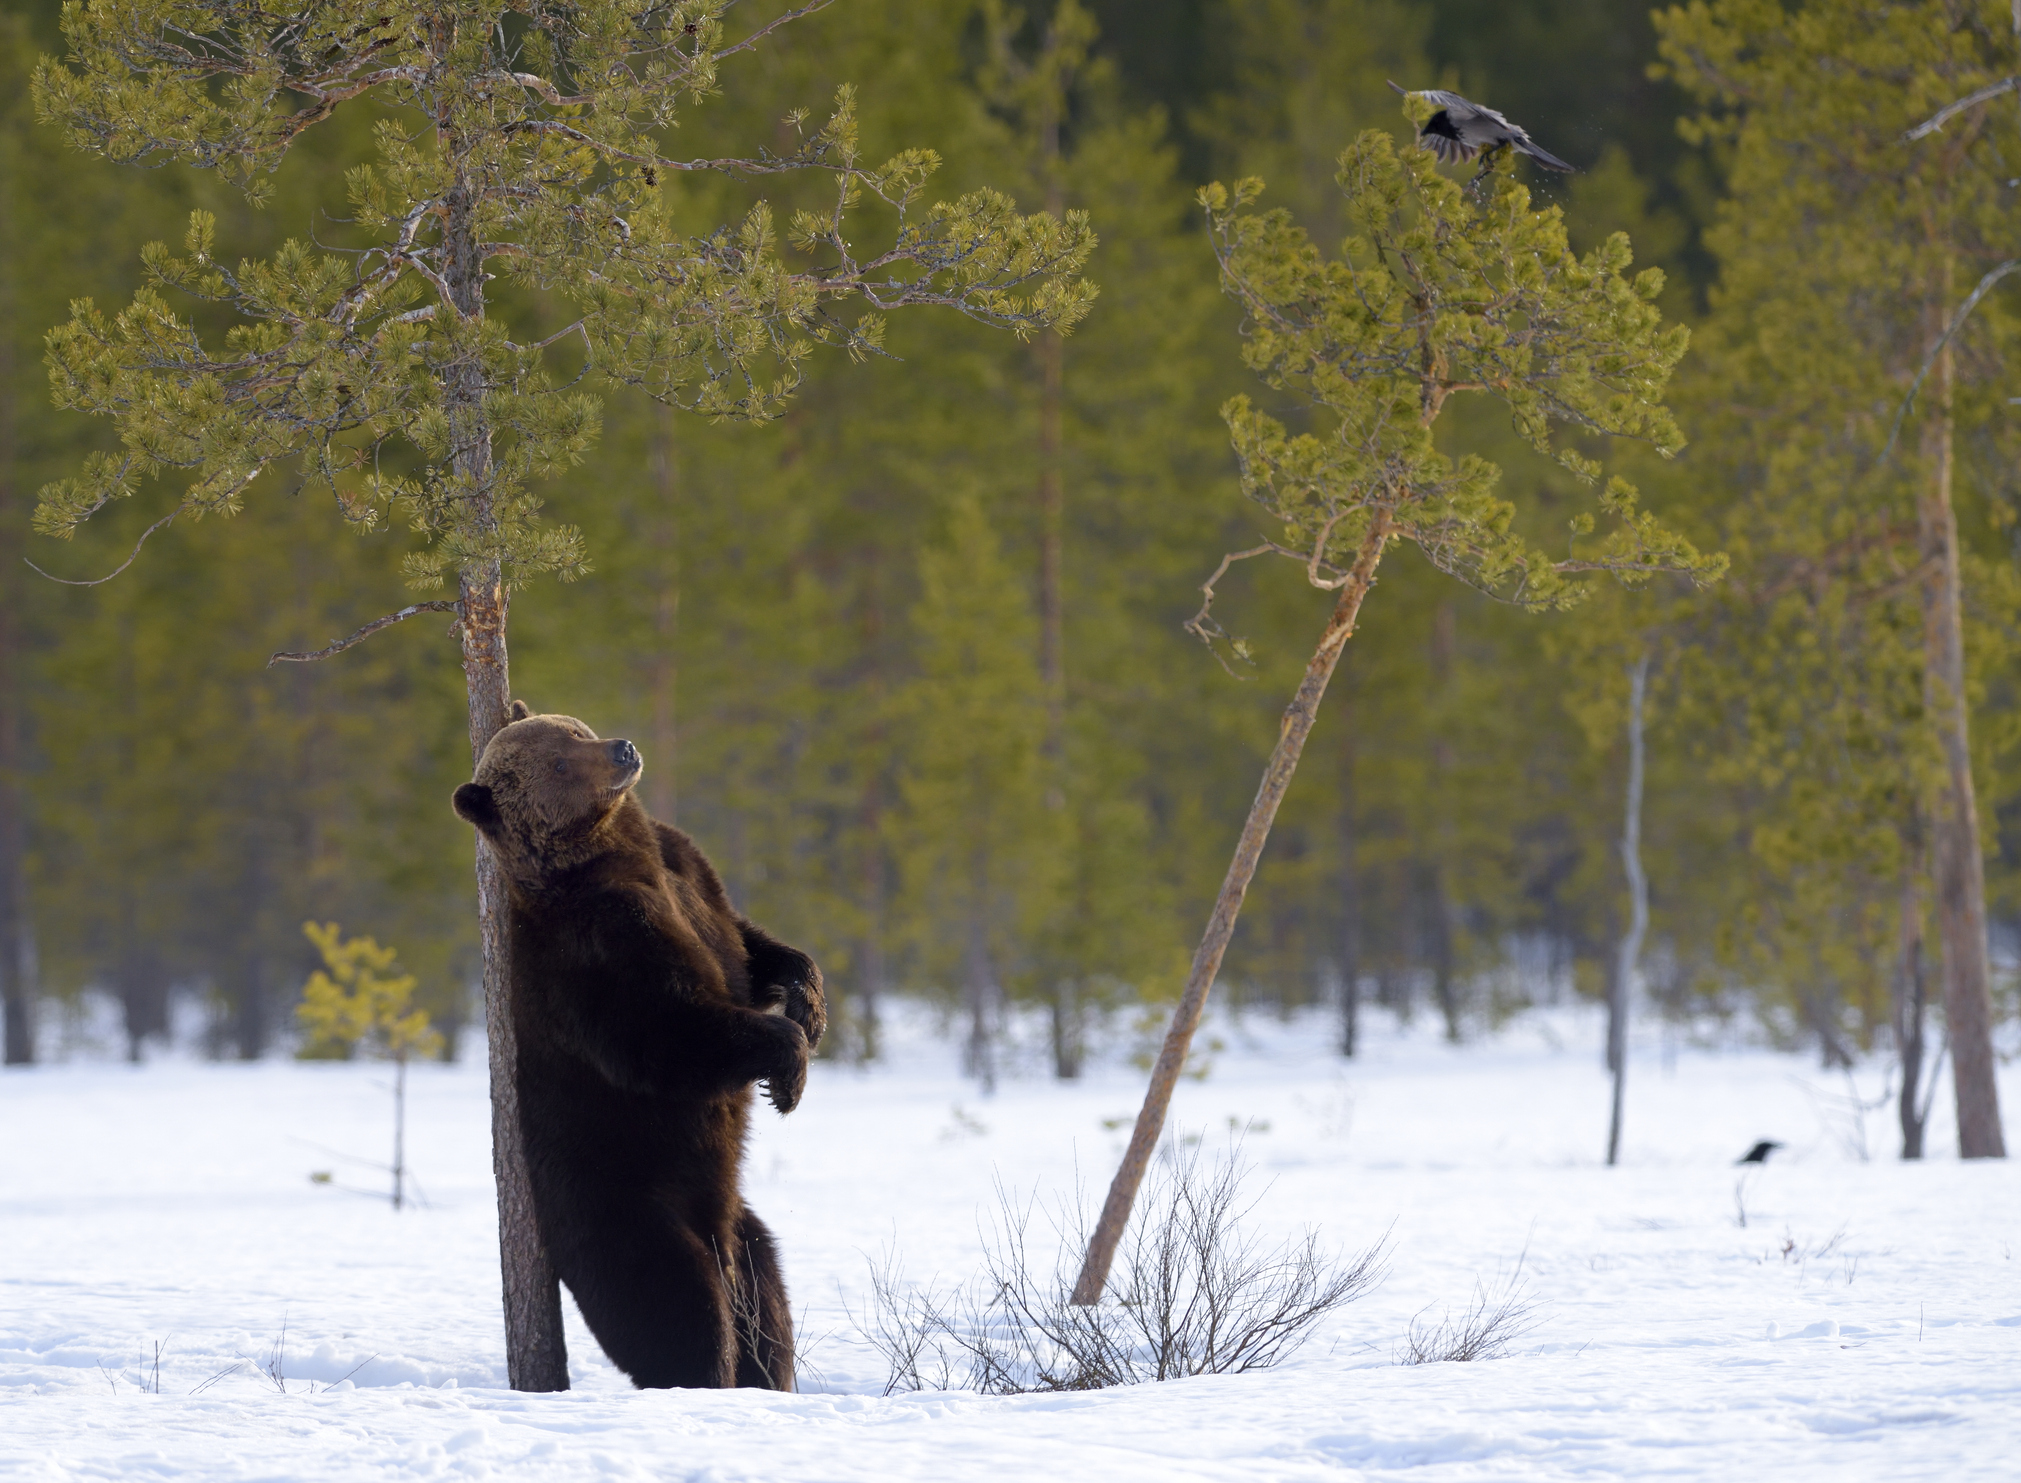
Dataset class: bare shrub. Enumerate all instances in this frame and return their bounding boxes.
[861,1142,1387,1395]
[1395,1256,1540,1365]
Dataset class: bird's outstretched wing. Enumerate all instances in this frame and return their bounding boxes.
[1387,82,1575,173]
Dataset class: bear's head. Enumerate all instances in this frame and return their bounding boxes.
[452,700,645,879]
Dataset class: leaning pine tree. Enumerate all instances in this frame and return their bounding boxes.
[31,0,1093,1389]
[1072,121,1724,1302]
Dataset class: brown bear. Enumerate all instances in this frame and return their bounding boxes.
[451,701,825,1390]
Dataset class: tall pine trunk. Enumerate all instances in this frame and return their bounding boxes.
[1917,292,2006,1159]
[445,175,570,1390]
[1072,512,1392,1304]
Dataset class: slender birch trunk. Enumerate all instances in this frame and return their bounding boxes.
[1607,651,1650,1168]
[445,172,569,1389]
[1916,285,2006,1159]
[1071,512,1393,1305]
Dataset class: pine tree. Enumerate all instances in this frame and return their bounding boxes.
[297,921,442,1210]
[32,0,1093,1387]
[1073,121,1721,1301]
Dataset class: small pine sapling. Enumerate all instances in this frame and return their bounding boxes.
[297,921,442,1211]
[1072,116,1725,1303]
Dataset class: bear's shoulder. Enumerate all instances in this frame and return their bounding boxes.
[648,819,739,919]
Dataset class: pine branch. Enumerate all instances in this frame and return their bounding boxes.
[23,502,183,586]
[268,601,458,666]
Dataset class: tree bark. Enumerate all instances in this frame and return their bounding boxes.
[1607,650,1650,1168]
[1071,512,1392,1305]
[1916,299,2006,1159]
[446,174,570,1389]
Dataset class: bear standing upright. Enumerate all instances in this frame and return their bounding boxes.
[452,702,825,1390]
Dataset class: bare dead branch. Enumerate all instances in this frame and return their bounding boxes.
[1304,508,1354,589]
[515,320,590,355]
[1906,76,2018,140]
[25,503,186,586]
[267,601,458,666]
[1880,258,2021,463]
[715,0,843,62]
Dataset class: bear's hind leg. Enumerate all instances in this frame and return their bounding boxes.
[558,1211,736,1389]
[730,1209,795,1391]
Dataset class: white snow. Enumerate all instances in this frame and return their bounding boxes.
[4,1005,2018,1481]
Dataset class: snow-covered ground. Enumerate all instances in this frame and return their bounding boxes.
[3,1003,2018,1481]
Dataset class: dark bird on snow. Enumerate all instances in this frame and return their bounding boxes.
[1387,81,1575,174]
[1737,1139,1783,1165]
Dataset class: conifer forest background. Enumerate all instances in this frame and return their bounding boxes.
[4,0,2020,1095]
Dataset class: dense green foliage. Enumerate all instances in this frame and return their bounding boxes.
[5,0,2019,1083]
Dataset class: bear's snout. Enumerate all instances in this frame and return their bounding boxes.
[611,739,640,770]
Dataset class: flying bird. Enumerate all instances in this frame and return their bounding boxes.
[1387,81,1575,174]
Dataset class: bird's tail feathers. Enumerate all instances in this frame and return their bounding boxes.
[1518,140,1575,173]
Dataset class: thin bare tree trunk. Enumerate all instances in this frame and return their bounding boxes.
[1049,979,1083,1081]
[963,904,998,1096]
[1427,603,1460,1043]
[1037,320,1066,780]
[1071,512,1392,1305]
[1338,713,1360,1059]
[1036,153,1074,1079]
[856,554,890,1064]
[645,404,680,827]
[1895,832,1929,1160]
[1608,651,1650,1168]
[446,175,569,1389]
[1916,291,2006,1159]
[1427,866,1460,1043]
[393,1049,408,1212]
[0,304,31,1066]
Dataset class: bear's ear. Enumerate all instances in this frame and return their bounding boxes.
[452,782,500,833]
[507,699,532,722]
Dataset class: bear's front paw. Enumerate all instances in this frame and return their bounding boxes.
[782,973,827,1053]
[761,1017,810,1115]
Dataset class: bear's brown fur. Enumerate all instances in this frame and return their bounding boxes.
[453,701,825,1390]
